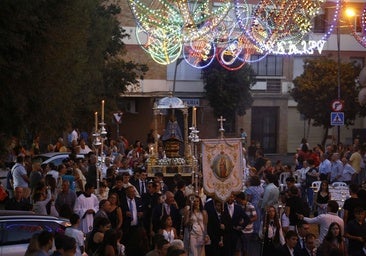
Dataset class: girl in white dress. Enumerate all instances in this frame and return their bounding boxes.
[159,215,178,243]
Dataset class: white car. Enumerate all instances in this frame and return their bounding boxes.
[0,211,70,256]
[33,152,85,168]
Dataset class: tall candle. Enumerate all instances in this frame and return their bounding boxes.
[192,106,196,127]
[94,112,98,132]
[101,100,105,122]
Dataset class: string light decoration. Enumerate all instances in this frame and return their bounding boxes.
[136,25,183,65]
[128,0,232,42]
[128,0,343,67]
[212,11,264,70]
[234,0,340,55]
[183,38,216,69]
[128,0,232,65]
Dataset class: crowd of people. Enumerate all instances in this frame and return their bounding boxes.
[2,134,366,256]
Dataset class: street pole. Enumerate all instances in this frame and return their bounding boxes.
[337,8,341,145]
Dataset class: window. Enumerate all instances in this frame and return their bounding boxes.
[348,15,362,33]
[250,55,283,76]
[266,80,281,93]
[313,13,326,33]
[167,60,202,80]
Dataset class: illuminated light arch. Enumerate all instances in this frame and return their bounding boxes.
[234,0,341,55]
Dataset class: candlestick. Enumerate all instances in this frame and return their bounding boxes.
[101,100,105,121]
[192,106,196,127]
[94,112,98,132]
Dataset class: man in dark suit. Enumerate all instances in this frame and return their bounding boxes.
[205,198,225,256]
[301,233,317,256]
[121,185,143,245]
[142,181,160,247]
[277,230,302,256]
[174,180,187,211]
[131,168,148,196]
[221,193,250,256]
[154,172,169,193]
[85,153,98,188]
[109,174,126,204]
[295,220,310,252]
[151,190,181,233]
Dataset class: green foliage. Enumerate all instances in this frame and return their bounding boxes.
[291,57,362,129]
[202,60,255,126]
[0,0,147,143]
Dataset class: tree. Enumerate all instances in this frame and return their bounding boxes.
[202,60,255,132]
[0,0,147,146]
[290,57,363,145]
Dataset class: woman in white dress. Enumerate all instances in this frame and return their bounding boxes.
[184,195,208,256]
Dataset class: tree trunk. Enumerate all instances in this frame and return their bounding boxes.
[321,127,329,147]
[306,119,311,140]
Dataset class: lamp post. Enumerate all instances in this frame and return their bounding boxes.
[337,10,341,145]
[335,4,356,144]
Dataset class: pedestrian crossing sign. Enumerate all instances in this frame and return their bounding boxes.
[331,112,344,126]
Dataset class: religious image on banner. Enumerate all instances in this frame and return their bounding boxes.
[202,138,243,202]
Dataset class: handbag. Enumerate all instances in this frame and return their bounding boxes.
[204,234,211,245]
[0,185,8,202]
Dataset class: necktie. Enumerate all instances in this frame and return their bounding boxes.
[141,181,145,194]
[129,199,134,221]
[229,204,233,217]
[165,204,170,215]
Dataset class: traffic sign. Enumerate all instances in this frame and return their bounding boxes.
[113,112,123,123]
[331,100,344,112]
[331,112,344,126]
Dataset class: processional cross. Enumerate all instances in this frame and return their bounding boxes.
[217,115,226,138]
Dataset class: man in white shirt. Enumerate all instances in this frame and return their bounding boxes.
[330,153,343,183]
[298,200,344,243]
[12,154,30,199]
[78,138,92,155]
[318,154,331,181]
[339,157,356,184]
[261,173,280,210]
[65,213,85,256]
[68,128,79,146]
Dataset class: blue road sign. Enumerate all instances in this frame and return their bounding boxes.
[331,112,344,126]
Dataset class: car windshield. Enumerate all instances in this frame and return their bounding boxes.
[0,221,65,246]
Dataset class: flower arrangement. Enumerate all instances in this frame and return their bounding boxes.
[157,157,186,166]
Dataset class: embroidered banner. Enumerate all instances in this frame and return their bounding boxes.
[202,138,243,202]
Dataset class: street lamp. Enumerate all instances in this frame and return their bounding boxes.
[335,3,356,144]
